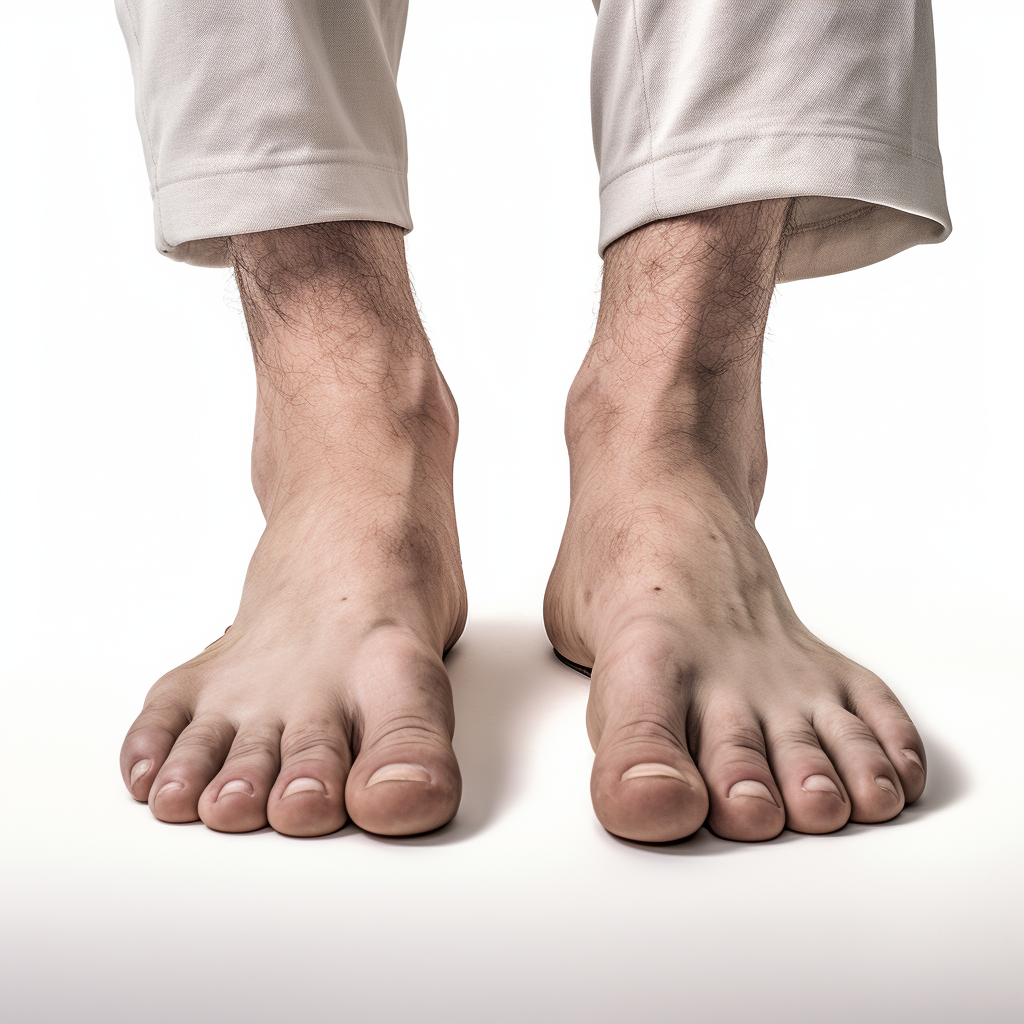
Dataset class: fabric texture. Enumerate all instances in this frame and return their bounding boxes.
[116,0,951,280]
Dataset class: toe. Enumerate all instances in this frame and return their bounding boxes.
[845,677,927,804]
[345,648,461,836]
[591,723,708,842]
[348,733,459,837]
[198,721,282,833]
[815,706,905,823]
[120,678,193,802]
[764,716,851,834]
[588,646,708,843]
[697,702,784,842]
[345,642,460,836]
[148,714,235,823]
[268,712,351,837]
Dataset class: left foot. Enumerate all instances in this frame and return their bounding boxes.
[545,203,926,843]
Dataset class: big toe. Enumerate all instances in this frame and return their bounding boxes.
[588,644,708,842]
[348,752,460,836]
[344,646,461,836]
[592,724,708,842]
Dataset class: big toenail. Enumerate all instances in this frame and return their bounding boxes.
[901,748,923,767]
[874,776,899,797]
[217,779,254,799]
[620,763,688,783]
[281,777,327,798]
[130,759,152,786]
[727,780,777,804]
[155,781,184,799]
[366,764,431,787]
[802,774,840,795]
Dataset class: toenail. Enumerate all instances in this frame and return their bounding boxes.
[802,774,841,796]
[620,763,688,783]
[281,777,327,798]
[901,748,923,768]
[874,776,899,797]
[727,780,778,805]
[155,781,184,800]
[217,779,254,799]
[130,759,152,786]
[366,763,431,787]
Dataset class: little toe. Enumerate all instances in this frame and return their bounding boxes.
[269,713,351,837]
[148,714,236,823]
[120,683,192,801]
[845,678,927,804]
[697,705,784,841]
[199,722,282,833]
[815,706,905,823]
[764,717,851,834]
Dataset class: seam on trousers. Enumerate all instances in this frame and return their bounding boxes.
[630,0,661,219]
[121,0,165,243]
[785,202,876,237]
[599,131,944,195]
[155,157,407,192]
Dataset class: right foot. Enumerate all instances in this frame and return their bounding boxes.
[119,223,468,837]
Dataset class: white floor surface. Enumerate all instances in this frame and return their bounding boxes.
[2,2,1021,1022]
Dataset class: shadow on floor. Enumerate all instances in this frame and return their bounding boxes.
[365,616,586,847]
[308,616,971,851]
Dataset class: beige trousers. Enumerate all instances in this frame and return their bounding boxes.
[115,0,951,282]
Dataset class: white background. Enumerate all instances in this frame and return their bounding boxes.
[2,1,1021,1021]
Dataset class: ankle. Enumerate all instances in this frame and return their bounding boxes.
[251,353,458,509]
[564,363,766,514]
[563,203,789,513]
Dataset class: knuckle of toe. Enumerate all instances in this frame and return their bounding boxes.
[179,716,231,748]
[824,713,875,746]
[280,724,348,763]
[364,713,452,752]
[846,676,910,719]
[709,723,767,759]
[766,724,820,755]
[226,735,277,763]
[612,714,686,749]
[145,670,199,706]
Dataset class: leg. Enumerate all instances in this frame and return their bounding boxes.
[120,221,467,836]
[114,3,465,835]
[545,201,926,842]
[556,0,950,841]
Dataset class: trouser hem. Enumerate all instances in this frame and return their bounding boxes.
[153,159,412,268]
[597,132,951,281]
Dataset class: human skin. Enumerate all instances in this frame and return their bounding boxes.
[120,204,926,840]
[120,222,467,836]
[544,199,926,841]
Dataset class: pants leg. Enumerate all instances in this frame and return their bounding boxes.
[115,0,411,267]
[591,0,951,280]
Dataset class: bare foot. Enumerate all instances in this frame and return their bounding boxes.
[120,223,467,837]
[545,203,926,843]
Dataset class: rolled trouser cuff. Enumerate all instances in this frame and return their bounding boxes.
[591,0,950,281]
[154,160,412,268]
[598,131,950,282]
[116,0,412,268]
